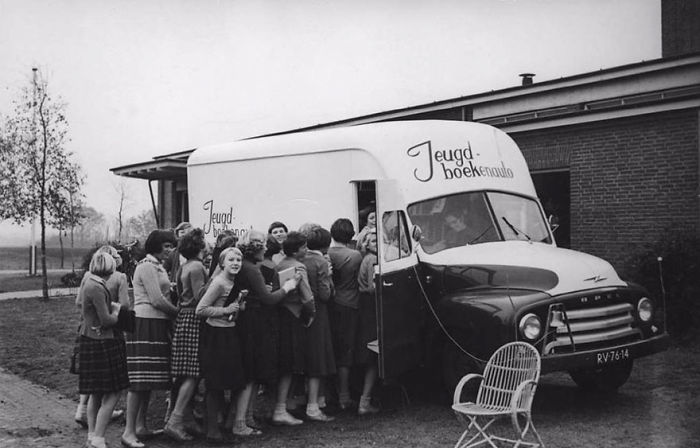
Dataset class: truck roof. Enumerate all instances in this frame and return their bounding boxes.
[188,120,536,203]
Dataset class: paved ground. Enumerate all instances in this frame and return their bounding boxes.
[0,288,75,301]
[0,368,170,448]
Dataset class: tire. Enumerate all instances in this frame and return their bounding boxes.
[569,360,633,392]
[441,343,480,398]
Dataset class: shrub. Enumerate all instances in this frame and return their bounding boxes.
[623,229,700,342]
[60,270,84,287]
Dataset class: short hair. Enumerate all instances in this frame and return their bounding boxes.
[175,221,193,233]
[268,221,288,234]
[144,229,177,255]
[330,218,355,244]
[305,225,331,251]
[90,251,116,276]
[237,229,266,259]
[218,246,243,268]
[97,245,119,259]
[264,235,281,259]
[282,231,307,256]
[215,230,238,248]
[179,228,206,259]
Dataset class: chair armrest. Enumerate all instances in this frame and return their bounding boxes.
[453,373,483,405]
[509,379,538,434]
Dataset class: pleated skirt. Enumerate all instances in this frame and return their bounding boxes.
[171,308,201,378]
[306,302,336,377]
[79,336,129,394]
[199,323,246,391]
[238,305,280,385]
[126,317,172,391]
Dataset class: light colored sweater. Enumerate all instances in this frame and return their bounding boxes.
[132,254,178,319]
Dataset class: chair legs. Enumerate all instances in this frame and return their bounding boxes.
[453,415,499,448]
[454,413,544,448]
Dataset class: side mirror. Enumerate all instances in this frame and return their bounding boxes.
[548,215,559,233]
[411,224,423,242]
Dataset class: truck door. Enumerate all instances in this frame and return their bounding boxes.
[376,180,425,378]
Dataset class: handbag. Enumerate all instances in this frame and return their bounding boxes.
[69,341,80,374]
[115,306,136,333]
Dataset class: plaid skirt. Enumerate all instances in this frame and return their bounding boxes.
[171,308,201,378]
[78,336,129,394]
[126,317,172,391]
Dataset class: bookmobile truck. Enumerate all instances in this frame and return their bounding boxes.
[187,120,669,392]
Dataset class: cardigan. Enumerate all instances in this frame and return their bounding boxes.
[275,256,315,318]
[177,258,208,308]
[80,274,119,339]
[328,245,362,309]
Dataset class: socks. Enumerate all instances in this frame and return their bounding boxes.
[306,403,320,415]
[76,404,87,420]
[274,403,286,414]
[167,411,184,427]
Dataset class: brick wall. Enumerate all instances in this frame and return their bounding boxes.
[512,109,699,271]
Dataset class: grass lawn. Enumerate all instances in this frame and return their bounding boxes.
[0,271,71,293]
[0,246,92,271]
[1,296,698,447]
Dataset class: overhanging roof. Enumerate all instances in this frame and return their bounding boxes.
[110,157,188,180]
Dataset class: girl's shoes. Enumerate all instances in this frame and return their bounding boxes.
[271,410,303,426]
[232,423,262,436]
[120,437,145,448]
[305,409,335,422]
[358,397,380,416]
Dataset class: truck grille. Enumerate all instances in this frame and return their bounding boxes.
[543,303,642,354]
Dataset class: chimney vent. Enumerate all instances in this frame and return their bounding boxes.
[519,73,535,86]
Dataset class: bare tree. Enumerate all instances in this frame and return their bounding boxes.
[0,68,79,299]
[114,180,133,243]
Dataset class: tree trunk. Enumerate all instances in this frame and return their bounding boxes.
[59,228,64,269]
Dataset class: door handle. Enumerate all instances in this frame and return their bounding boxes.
[382,281,394,287]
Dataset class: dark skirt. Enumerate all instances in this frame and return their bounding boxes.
[278,307,307,375]
[79,336,129,394]
[171,308,201,378]
[199,323,246,391]
[238,304,280,385]
[355,292,378,366]
[329,302,359,367]
[306,302,336,377]
[126,317,172,391]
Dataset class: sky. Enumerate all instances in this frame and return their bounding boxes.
[0,0,661,245]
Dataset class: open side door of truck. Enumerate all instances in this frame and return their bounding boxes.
[375,180,425,379]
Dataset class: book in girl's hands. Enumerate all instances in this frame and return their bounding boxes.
[278,266,296,286]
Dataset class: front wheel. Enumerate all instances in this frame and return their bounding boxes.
[569,360,633,392]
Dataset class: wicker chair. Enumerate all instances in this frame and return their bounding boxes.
[452,342,544,448]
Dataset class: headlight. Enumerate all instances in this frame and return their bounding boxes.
[637,297,653,322]
[519,313,542,341]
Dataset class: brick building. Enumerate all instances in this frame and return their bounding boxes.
[112,1,700,272]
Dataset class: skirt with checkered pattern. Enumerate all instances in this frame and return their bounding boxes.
[126,317,172,391]
[171,307,201,378]
[78,336,129,394]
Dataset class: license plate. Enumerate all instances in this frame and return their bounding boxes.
[596,348,630,365]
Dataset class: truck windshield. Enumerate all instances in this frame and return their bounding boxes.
[407,191,552,254]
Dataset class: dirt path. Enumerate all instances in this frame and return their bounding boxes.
[0,368,170,448]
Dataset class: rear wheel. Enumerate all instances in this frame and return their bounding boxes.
[569,360,633,392]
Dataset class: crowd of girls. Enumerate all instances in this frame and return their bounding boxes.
[74,212,379,447]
